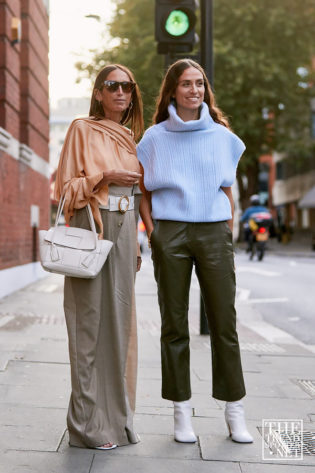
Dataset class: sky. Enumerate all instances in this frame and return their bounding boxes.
[49,0,115,108]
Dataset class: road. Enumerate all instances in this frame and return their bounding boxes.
[140,249,315,350]
[234,251,315,346]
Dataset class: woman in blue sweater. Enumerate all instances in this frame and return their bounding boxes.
[138,59,253,444]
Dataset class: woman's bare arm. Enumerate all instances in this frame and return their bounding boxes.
[221,186,234,232]
[139,164,154,239]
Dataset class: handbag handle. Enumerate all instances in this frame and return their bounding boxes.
[53,196,98,248]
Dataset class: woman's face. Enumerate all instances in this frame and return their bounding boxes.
[96,69,133,117]
[173,67,205,114]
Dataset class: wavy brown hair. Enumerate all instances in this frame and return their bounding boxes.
[153,59,230,129]
[89,64,144,141]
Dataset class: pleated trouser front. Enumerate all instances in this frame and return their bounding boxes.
[64,188,140,448]
[151,220,246,403]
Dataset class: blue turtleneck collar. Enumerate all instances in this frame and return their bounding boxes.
[165,102,214,132]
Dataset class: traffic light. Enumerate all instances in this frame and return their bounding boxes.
[155,0,198,54]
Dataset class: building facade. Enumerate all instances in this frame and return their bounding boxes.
[49,96,90,172]
[0,0,50,297]
[262,98,315,246]
[273,151,315,235]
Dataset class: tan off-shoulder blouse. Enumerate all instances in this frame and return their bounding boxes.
[54,118,140,237]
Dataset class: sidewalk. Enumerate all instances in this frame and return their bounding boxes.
[0,254,315,472]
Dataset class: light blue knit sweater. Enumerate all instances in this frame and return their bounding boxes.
[137,102,245,222]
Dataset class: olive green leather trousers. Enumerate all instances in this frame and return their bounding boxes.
[150,220,246,402]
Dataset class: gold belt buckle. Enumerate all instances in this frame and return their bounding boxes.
[118,195,130,214]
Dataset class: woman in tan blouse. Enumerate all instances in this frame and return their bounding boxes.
[55,64,143,450]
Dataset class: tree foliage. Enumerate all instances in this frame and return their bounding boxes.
[76,0,315,201]
[213,0,315,196]
[76,0,164,126]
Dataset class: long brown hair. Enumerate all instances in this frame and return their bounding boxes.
[153,59,230,129]
[89,64,144,141]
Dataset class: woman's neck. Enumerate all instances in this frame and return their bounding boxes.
[103,111,122,123]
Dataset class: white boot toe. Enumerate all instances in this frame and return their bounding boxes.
[225,400,253,444]
[174,430,197,443]
[174,400,197,443]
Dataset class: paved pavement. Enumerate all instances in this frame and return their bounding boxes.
[0,252,315,472]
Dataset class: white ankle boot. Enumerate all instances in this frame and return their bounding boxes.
[174,400,197,443]
[225,400,253,443]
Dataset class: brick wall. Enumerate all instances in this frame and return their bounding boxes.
[0,0,49,271]
[20,0,49,160]
[0,1,21,137]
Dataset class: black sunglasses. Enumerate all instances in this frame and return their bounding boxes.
[103,80,135,93]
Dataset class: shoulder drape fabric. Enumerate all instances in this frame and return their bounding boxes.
[55,118,140,237]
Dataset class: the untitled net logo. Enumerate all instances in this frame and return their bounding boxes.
[262,419,303,460]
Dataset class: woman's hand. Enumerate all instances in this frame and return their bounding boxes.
[136,256,142,272]
[147,228,154,248]
[104,169,142,187]
[94,169,141,192]
[136,241,142,272]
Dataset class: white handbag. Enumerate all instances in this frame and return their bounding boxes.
[39,197,113,278]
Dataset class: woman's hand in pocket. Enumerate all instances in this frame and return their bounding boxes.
[148,227,154,248]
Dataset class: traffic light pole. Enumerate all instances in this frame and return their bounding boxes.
[199,0,213,335]
[164,51,174,70]
[200,0,213,86]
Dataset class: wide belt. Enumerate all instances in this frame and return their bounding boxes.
[99,195,135,213]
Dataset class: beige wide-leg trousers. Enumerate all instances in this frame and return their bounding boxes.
[64,186,140,448]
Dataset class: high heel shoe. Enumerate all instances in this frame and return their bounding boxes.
[225,400,253,443]
[174,400,197,443]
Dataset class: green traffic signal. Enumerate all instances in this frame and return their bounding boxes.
[155,0,197,54]
[165,10,190,37]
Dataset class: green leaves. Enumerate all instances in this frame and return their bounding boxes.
[76,0,315,199]
[213,0,315,190]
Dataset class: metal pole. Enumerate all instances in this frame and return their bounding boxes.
[200,0,213,86]
[199,0,213,335]
[199,293,209,335]
[164,52,170,70]
[165,51,177,71]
